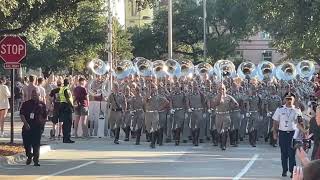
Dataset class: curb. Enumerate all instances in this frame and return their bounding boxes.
[0,144,52,166]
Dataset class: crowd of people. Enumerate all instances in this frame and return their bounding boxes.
[0,72,319,177]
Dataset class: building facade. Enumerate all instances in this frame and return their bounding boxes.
[124,0,154,28]
[235,32,286,65]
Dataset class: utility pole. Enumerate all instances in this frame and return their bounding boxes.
[203,0,207,59]
[106,0,113,89]
[168,0,173,59]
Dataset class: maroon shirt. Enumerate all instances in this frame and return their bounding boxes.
[73,86,88,107]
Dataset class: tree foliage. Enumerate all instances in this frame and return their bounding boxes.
[22,0,132,76]
[0,0,89,36]
[252,0,320,63]
[130,0,256,63]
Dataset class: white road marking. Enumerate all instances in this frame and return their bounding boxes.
[233,154,259,180]
[35,161,95,180]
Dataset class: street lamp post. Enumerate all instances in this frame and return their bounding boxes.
[168,0,173,59]
[203,0,207,59]
[106,0,113,89]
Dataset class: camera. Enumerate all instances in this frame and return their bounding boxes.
[293,139,312,151]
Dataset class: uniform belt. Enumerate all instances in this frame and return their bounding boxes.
[216,111,230,114]
[112,109,122,112]
[146,110,158,113]
[131,109,143,113]
[173,108,184,111]
[192,108,204,111]
[249,110,258,113]
[279,130,295,133]
[232,109,240,112]
[158,110,166,113]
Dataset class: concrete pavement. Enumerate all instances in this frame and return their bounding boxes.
[0,138,298,180]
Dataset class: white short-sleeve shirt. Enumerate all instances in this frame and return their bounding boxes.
[272,105,301,131]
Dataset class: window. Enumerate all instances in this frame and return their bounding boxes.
[262,51,272,62]
[235,50,244,59]
[261,32,271,40]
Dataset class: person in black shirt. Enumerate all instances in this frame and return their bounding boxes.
[49,80,62,139]
[20,89,47,166]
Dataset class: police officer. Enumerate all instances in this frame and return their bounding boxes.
[107,83,125,144]
[20,89,47,166]
[59,79,75,143]
[273,92,302,178]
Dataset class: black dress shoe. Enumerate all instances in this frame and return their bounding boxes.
[26,158,32,165]
[282,172,287,177]
[182,140,188,143]
[199,139,204,143]
[63,139,75,143]
[239,137,244,141]
[34,163,40,166]
[124,138,129,141]
[114,140,119,144]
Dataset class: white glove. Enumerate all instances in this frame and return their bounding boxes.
[188,108,193,113]
[246,113,250,117]
[208,109,212,113]
[170,109,175,114]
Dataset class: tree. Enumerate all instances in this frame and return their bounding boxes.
[0,0,89,36]
[23,0,133,75]
[130,0,256,63]
[252,0,320,63]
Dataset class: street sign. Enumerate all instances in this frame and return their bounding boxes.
[0,36,26,144]
[4,63,21,69]
[0,36,26,64]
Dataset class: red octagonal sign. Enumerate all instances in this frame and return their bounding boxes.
[0,36,26,63]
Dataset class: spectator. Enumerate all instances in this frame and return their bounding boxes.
[37,77,46,104]
[310,105,320,160]
[73,77,89,137]
[49,80,62,139]
[14,77,24,111]
[23,75,39,102]
[0,77,10,137]
[293,147,320,180]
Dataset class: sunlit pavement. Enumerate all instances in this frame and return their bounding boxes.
[0,135,297,180]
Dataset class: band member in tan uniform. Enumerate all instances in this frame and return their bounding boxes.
[209,84,239,150]
[170,81,187,145]
[107,83,125,144]
[187,84,206,146]
[144,83,169,148]
[130,83,145,145]
[123,86,133,141]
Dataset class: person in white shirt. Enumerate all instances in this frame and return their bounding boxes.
[0,77,11,137]
[272,92,303,178]
[37,77,46,104]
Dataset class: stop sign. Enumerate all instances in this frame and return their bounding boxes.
[0,36,26,63]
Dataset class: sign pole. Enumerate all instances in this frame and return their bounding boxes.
[10,69,14,144]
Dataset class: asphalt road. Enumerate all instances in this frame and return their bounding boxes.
[0,137,298,180]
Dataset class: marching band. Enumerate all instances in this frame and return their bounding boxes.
[77,58,316,150]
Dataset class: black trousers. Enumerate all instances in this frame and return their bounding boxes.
[22,126,41,163]
[279,130,296,173]
[59,103,73,140]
